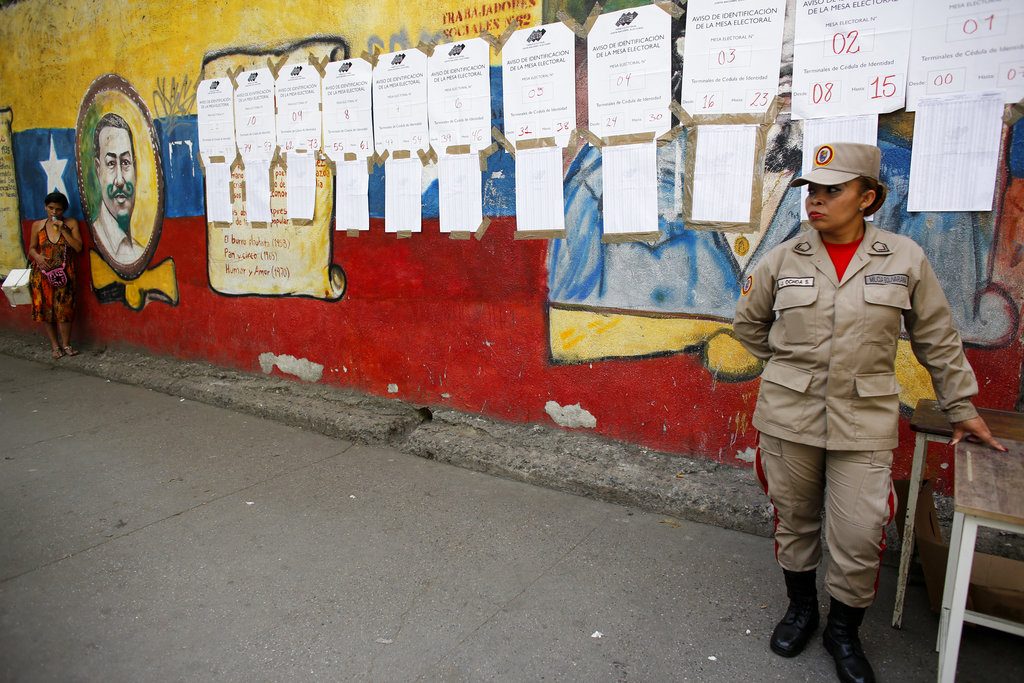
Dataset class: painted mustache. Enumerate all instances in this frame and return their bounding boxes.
[106,181,135,201]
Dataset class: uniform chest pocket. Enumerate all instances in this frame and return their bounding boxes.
[862,285,911,345]
[773,286,818,346]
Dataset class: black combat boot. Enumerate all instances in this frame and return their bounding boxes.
[769,569,819,657]
[823,597,875,683]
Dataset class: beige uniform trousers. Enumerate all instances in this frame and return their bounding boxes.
[756,433,896,609]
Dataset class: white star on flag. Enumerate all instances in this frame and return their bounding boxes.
[40,135,68,198]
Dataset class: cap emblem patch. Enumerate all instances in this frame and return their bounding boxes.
[815,144,835,167]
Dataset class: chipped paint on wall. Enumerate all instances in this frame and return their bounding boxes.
[545,400,597,429]
[258,352,324,382]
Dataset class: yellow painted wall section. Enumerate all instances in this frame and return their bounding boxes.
[0,0,542,129]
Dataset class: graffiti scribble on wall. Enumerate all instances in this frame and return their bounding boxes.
[75,73,178,310]
[152,74,198,138]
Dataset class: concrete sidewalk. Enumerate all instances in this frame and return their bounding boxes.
[0,330,773,539]
[2,354,1022,681]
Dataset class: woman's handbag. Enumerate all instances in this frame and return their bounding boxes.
[41,260,68,288]
[40,243,68,288]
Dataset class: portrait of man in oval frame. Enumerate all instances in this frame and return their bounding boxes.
[76,73,164,281]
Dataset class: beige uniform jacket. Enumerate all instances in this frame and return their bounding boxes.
[733,224,978,451]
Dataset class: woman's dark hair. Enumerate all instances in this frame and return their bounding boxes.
[44,191,69,210]
[857,177,887,217]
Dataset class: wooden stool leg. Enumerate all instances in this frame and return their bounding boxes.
[938,512,976,683]
[937,511,964,652]
[893,432,928,628]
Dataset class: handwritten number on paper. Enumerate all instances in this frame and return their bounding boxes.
[831,31,861,56]
[812,82,834,104]
[870,75,897,99]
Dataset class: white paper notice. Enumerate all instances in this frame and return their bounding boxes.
[791,0,914,120]
[502,22,577,147]
[429,39,491,153]
[373,50,430,154]
[906,0,1024,111]
[322,58,374,160]
[196,78,236,162]
[800,114,879,221]
[515,146,565,233]
[681,0,787,115]
[384,157,422,233]
[588,5,672,138]
[285,151,316,220]
[335,159,369,231]
[234,68,277,160]
[692,125,757,223]
[244,158,272,224]
[205,162,233,223]
[276,64,322,154]
[438,155,482,233]
[602,143,658,234]
[908,92,1004,213]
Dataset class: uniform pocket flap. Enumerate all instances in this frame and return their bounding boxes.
[761,360,813,393]
[855,372,899,397]
[773,286,818,311]
[863,285,911,310]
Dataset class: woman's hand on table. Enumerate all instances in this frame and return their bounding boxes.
[950,416,1006,452]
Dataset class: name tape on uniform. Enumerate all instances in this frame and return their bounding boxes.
[777,276,814,289]
[864,274,909,287]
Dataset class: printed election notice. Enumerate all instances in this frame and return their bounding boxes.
[384,157,423,233]
[681,0,787,115]
[438,154,483,232]
[588,5,672,138]
[602,143,658,235]
[335,159,369,231]
[429,38,491,153]
[906,0,1024,111]
[791,0,914,119]
[234,68,276,224]
[276,64,322,154]
[234,68,276,160]
[197,78,236,162]
[514,146,564,233]
[908,92,1003,212]
[322,58,374,160]
[205,162,233,223]
[503,22,577,147]
[373,50,430,154]
[691,125,757,223]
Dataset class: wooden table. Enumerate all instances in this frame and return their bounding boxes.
[937,440,1024,682]
[892,400,1024,629]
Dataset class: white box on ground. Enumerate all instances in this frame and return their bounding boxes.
[2,268,32,307]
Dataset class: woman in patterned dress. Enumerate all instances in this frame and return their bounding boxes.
[28,191,83,358]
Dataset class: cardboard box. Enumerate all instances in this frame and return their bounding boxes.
[2,268,31,307]
[914,479,1024,624]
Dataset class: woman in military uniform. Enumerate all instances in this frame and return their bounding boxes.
[733,142,1004,683]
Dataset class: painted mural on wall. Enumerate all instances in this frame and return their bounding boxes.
[201,40,348,300]
[1,0,1022,471]
[0,108,25,275]
[193,1,542,299]
[75,74,178,310]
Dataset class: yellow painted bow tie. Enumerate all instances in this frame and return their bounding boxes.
[89,250,179,310]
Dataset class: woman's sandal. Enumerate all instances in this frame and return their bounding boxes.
[62,346,79,357]
[51,348,64,359]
